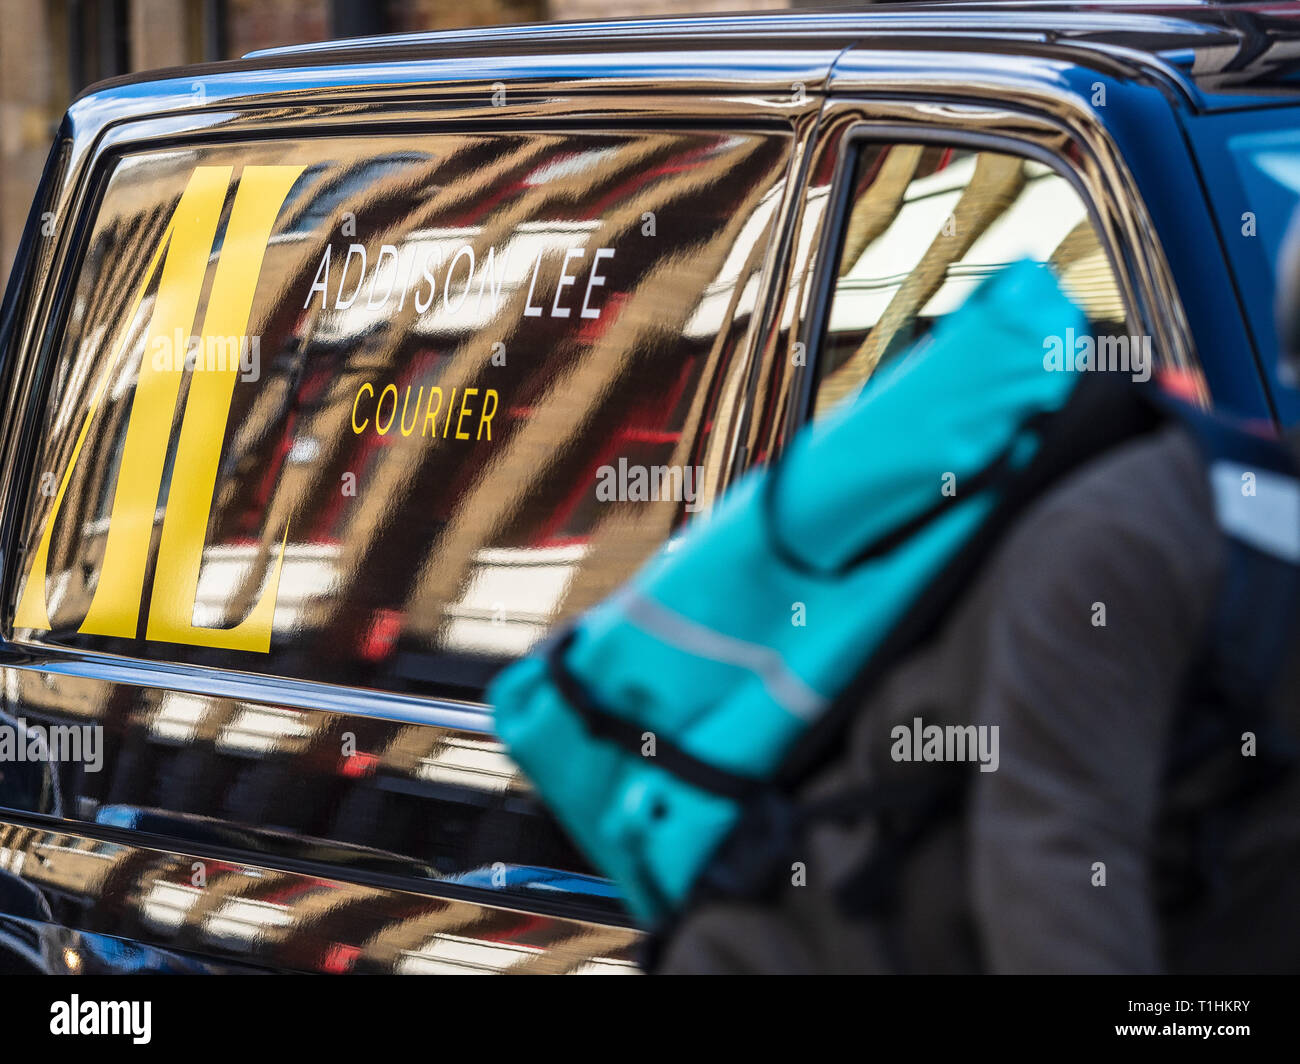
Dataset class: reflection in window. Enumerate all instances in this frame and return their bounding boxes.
[814,144,1129,417]
[17,130,791,699]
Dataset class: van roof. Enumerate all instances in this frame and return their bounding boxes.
[237,1,1300,111]
[70,2,1300,117]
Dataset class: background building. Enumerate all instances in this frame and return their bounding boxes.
[0,0,813,290]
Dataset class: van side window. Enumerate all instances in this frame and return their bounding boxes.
[812,143,1131,417]
[13,130,791,698]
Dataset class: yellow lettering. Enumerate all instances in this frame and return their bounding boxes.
[375,384,397,435]
[146,165,304,652]
[443,387,457,437]
[400,386,423,436]
[423,386,443,437]
[80,166,233,638]
[477,389,498,441]
[455,388,477,441]
[351,381,373,433]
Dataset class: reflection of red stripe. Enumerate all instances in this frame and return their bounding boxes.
[479,913,546,944]
[1156,366,1208,405]
[359,608,402,662]
[533,465,600,546]
[266,881,326,904]
[582,163,692,218]
[581,140,718,218]
[340,750,379,778]
[444,178,524,228]
[574,291,625,343]
[620,428,680,444]
[323,943,360,974]
[528,359,695,545]
[537,534,587,549]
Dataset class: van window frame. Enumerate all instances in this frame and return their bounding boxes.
[792,124,1145,431]
[749,95,1203,468]
[0,112,806,720]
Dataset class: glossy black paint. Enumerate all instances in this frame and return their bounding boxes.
[0,2,1294,973]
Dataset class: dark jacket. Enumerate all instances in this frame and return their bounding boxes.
[660,425,1300,973]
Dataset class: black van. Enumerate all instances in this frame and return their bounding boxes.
[1,4,1299,972]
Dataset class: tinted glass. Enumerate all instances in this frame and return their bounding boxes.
[814,143,1130,417]
[13,130,790,697]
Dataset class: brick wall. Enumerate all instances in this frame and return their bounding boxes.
[225,0,330,58]
[548,0,788,19]
[387,0,544,32]
[0,0,57,294]
[0,0,797,290]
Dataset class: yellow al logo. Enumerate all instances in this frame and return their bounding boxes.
[15,164,305,652]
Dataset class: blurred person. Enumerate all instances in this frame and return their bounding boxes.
[653,243,1300,976]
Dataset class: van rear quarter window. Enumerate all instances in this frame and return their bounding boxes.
[813,141,1131,418]
[11,130,790,698]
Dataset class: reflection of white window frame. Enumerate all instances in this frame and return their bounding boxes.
[683,183,783,339]
[139,881,203,933]
[216,703,314,758]
[203,897,293,946]
[397,932,544,975]
[828,156,1099,334]
[176,541,581,659]
[414,735,523,792]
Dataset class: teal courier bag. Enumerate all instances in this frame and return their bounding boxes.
[489,260,1090,922]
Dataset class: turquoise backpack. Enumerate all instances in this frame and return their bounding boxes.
[489,261,1155,921]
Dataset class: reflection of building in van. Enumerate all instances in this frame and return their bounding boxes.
[180,540,576,659]
[18,127,785,698]
[1,0,1286,979]
[18,134,1147,701]
[815,147,1131,415]
[0,818,637,973]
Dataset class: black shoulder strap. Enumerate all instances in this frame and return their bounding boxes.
[776,371,1167,787]
[678,375,1181,931]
